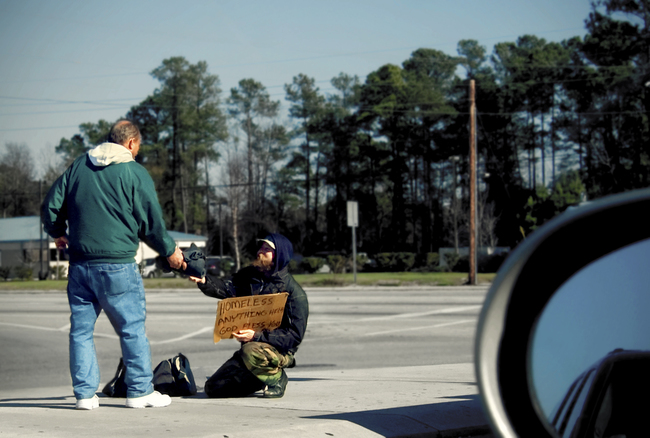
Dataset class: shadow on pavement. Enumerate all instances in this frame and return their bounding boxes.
[0,395,74,410]
[305,394,491,438]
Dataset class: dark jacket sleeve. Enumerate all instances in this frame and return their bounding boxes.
[41,164,71,239]
[254,274,309,354]
[197,267,258,300]
[196,273,236,300]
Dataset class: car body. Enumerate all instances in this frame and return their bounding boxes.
[205,256,234,277]
[140,258,175,278]
[548,349,650,438]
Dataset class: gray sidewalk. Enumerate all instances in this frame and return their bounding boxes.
[0,363,492,438]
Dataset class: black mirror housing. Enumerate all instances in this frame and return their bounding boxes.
[475,188,650,437]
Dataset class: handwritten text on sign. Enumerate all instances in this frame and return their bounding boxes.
[213,292,288,343]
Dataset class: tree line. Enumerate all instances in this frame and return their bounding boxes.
[2,0,649,268]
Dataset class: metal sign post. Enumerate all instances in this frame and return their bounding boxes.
[347,201,358,284]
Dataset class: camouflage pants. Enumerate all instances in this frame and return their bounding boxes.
[203,342,293,398]
[240,342,294,386]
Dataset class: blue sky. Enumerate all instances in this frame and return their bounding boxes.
[0,0,594,176]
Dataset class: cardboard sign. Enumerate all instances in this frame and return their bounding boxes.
[213,292,288,343]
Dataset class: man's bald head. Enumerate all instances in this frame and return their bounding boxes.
[109,120,141,158]
[109,120,141,145]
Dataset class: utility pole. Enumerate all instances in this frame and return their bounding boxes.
[219,202,224,258]
[469,80,477,286]
[205,155,210,238]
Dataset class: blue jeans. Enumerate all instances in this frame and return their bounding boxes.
[67,262,153,400]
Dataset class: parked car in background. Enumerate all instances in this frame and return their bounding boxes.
[205,256,234,277]
[140,258,175,278]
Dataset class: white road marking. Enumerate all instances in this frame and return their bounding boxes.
[0,321,216,343]
[363,319,475,337]
[309,305,482,325]
[1,304,481,343]
[359,305,481,322]
[0,322,61,332]
[150,326,213,345]
[0,321,118,340]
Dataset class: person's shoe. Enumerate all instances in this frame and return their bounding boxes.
[125,391,171,408]
[75,394,99,410]
[263,370,288,398]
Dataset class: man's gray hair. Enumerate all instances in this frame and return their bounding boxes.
[109,120,141,145]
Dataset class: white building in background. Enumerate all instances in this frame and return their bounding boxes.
[0,216,207,279]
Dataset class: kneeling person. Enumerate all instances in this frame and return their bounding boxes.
[190,234,308,398]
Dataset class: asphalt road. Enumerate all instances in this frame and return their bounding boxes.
[0,286,489,394]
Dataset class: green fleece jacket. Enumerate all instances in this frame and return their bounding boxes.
[41,143,176,264]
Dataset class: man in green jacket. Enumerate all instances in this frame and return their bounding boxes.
[42,120,185,410]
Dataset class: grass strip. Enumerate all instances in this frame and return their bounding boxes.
[0,272,495,291]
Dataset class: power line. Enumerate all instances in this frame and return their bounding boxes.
[0,124,81,132]
[0,95,142,108]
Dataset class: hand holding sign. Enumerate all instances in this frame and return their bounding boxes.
[213,292,288,343]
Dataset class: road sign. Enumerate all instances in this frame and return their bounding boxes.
[347,201,358,227]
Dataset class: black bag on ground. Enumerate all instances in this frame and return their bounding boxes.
[153,353,197,396]
[102,357,127,397]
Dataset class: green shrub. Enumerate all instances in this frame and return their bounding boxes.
[444,252,461,272]
[478,253,509,273]
[412,252,440,272]
[439,253,508,273]
[426,253,440,270]
[374,253,393,271]
[14,266,33,281]
[300,257,325,274]
[373,252,416,272]
[221,259,235,275]
[453,255,469,272]
[288,259,300,273]
[0,266,11,281]
[327,255,348,274]
[394,252,415,271]
[355,253,369,271]
[52,265,67,279]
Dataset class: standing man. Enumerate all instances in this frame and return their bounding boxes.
[189,233,308,398]
[42,119,185,410]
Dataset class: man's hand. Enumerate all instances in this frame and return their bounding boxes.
[167,247,187,271]
[233,329,255,343]
[188,276,206,284]
[54,236,69,250]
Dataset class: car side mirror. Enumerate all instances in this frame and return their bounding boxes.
[475,188,650,437]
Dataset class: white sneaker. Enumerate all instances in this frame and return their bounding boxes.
[75,395,99,410]
[125,391,171,408]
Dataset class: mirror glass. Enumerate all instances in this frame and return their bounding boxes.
[529,238,650,430]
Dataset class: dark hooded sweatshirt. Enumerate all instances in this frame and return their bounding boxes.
[197,233,308,355]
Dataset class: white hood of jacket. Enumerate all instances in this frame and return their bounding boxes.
[88,142,134,167]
